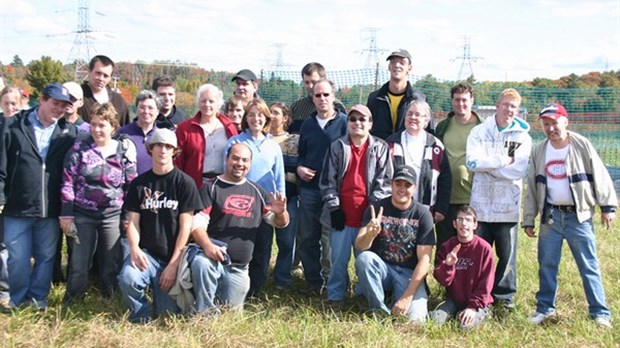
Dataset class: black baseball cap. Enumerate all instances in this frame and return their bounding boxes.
[231,69,257,82]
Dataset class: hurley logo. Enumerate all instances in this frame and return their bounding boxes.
[140,187,179,213]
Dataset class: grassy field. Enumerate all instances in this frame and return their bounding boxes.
[2,219,619,347]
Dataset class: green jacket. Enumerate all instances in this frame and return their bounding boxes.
[435,110,483,141]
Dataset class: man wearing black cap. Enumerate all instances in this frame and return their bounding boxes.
[0,83,79,310]
[231,69,259,103]
[355,165,435,322]
[523,103,616,328]
[367,49,431,140]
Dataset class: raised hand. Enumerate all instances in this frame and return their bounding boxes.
[269,192,288,215]
[366,205,384,238]
[445,243,461,266]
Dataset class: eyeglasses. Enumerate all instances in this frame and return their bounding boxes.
[455,217,475,224]
[314,93,330,98]
[348,116,369,123]
[70,96,79,103]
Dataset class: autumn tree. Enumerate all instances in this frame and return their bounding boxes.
[26,56,70,99]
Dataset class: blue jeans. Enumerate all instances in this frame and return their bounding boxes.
[117,251,180,323]
[327,226,359,301]
[475,222,517,303]
[535,209,611,319]
[248,220,274,296]
[298,187,326,289]
[430,298,490,330]
[273,196,298,288]
[64,214,121,303]
[4,217,60,308]
[191,251,250,314]
[355,251,428,322]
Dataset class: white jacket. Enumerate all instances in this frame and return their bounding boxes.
[466,115,532,222]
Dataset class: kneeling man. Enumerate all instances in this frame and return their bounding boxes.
[355,165,434,322]
[191,143,289,314]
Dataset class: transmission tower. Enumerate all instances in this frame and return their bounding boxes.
[451,36,483,80]
[360,28,387,69]
[67,0,97,81]
[272,43,287,71]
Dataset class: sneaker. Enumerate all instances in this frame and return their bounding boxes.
[300,287,322,297]
[528,311,555,325]
[326,300,344,311]
[594,316,612,328]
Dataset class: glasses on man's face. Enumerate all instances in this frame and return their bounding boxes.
[348,116,368,123]
[314,93,330,98]
[455,217,475,224]
[70,96,79,103]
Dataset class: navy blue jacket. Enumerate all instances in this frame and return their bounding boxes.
[0,109,79,217]
[297,111,348,190]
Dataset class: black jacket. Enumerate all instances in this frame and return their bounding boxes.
[367,81,433,139]
[79,82,130,126]
[0,109,79,217]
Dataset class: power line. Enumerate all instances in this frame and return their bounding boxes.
[360,28,387,69]
[451,36,483,81]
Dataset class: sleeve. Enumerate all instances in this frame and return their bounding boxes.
[118,97,130,126]
[522,153,539,228]
[283,135,299,174]
[297,128,307,168]
[417,207,436,246]
[272,144,286,195]
[173,126,187,171]
[122,180,140,213]
[466,242,496,309]
[122,141,138,194]
[0,118,10,205]
[319,142,341,210]
[434,148,452,216]
[59,143,82,217]
[489,133,532,180]
[369,142,393,202]
[179,174,203,214]
[586,140,619,210]
[433,241,456,287]
[466,125,512,173]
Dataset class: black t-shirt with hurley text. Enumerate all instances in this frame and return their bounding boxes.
[362,197,435,269]
[200,177,271,265]
[123,167,203,262]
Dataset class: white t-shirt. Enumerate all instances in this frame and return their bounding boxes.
[545,142,574,205]
[401,131,426,200]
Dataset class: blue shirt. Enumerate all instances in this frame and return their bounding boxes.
[30,109,58,161]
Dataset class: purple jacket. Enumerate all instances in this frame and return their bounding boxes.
[60,135,137,219]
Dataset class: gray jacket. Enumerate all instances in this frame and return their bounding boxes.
[319,135,393,228]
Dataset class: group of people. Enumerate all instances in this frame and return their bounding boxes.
[0,51,615,329]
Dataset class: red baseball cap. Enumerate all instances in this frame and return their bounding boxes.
[539,103,568,120]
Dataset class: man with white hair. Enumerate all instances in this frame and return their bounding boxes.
[523,103,616,328]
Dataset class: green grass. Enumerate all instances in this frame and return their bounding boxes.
[2,219,619,347]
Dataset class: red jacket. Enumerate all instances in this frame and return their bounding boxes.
[174,112,238,188]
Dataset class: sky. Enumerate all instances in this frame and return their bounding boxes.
[1,0,619,82]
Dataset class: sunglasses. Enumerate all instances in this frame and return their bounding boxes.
[348,116,369,123]
[314,93,330,98]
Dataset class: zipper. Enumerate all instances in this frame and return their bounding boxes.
[41,162,46,217]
